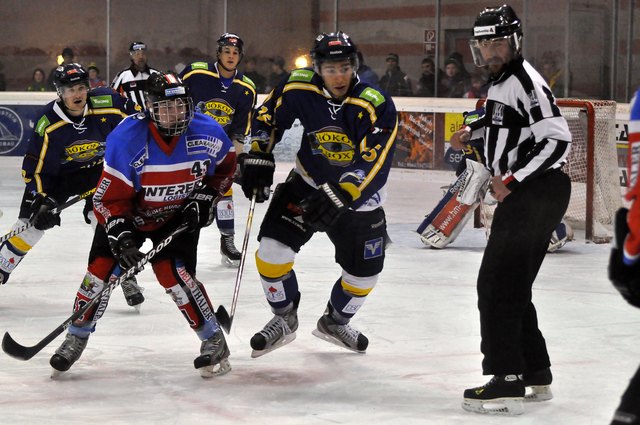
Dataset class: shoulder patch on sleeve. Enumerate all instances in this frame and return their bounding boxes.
[35,115,50,136]
[359,87,385,107]
[90,95,114,108]
[191,62,208,70]
[288,69,314,83]
[242,75,256,89]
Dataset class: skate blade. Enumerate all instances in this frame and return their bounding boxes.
[250,332,297,358]
[50,368,66,380]
[220,256,240,268]
[525,385,553,402]
[311,329,366,354]
[199,358,231,378]
[461,397,524,416]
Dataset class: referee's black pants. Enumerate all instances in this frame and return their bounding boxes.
[477,168,571,375]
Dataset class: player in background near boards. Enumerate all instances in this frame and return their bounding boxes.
[180,33,257,267]
[0,63,144,309]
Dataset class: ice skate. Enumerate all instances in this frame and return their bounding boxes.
[462,375,525,416]
[220,234,241,268]
[250,297,299,358]
[194,329,231,378]
[311,306,368,353]
[49,333,89,378]
[121,276,144,311]
[523,368,553,401]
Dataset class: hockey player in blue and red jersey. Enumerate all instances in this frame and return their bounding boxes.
[238,31,398,358]
[180,33,257,267]
[49,72,237,378]
[0,63,146,309]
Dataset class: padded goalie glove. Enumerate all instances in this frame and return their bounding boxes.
[609,208,640,309]
[181,186,218,233]
[238,151,275,203]
[29,192,60,230]
[105,217,144,270]
[300,182,352,232]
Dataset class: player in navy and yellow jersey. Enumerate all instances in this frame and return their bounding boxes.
[179,33,257,267]
[239,31,398,357]
[0,63,144,308]
[49,72,236,378]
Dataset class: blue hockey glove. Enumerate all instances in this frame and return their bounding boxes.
[105,217,144,270]
[181,186,217,233]
[238,151,275,203]
[609,208,640,309]
[29,192,60,230]
[299,182,352,232]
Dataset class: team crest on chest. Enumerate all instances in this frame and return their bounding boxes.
[198,99,235,127]
[308,126,354,166]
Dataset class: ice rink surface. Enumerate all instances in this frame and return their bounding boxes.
[0,156,637,425]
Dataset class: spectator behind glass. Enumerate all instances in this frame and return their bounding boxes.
[540,52,565,97]
[441,56,466,98]
[87,63,107,89]
[463,69,489,99]
[244,57,266,93]
[27,68,47,91]
[47,47,75,90]
[379,53,412,96]
[415,57,442,97]
[266,55,287,93]
[356,51,379,87]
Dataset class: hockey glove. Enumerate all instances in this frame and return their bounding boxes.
[238,151,275,203]
[608,208,640,309]
[29,192,60,230]
[299,182,352,232]
[181,186,218,233]
[105,217,144,270]
[82,199,94,225]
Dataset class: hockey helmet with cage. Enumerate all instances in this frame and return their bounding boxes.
[310,31,359,75]
[53,63,89,94]
[145,72,194,137]
[469,4,523,67]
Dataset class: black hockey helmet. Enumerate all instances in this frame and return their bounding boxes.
[145,72,194,136]
[217,33,244,55]
[469,5,523,67]
[129,41,147,53]
[53,63,89,93]
[310,31,359,74]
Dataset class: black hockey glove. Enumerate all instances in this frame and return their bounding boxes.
[299,182,352,232]
[105,217,144,270]
[29,193,60,230]
[82,199,94,225]
[181,186,218,233]
[608,208,640,309]
[238,151,275,203]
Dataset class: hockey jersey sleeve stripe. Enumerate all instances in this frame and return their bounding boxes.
[182,69,218,80]
[103,163,134,189]
[283,82,323,96]
[86,108,130,119]
[33,120,68,192]
[358,117,398,191]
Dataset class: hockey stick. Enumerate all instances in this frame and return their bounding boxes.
[1,222,190,361]
[0,188,97,244]
[216,129,276,334]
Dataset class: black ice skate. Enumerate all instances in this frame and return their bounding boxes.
[121,277,144,310]
[50,333,89,378]
[523,368,553,401]
[250,294,300,358]
[220,234,241,268]
[311,305,368,353]
[194,329,231,378]
[462,375,525,415]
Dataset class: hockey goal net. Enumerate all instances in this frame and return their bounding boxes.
[477,98,622,243]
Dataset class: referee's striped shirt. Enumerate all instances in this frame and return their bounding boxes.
[483,57,571,191]
[111,64,159,111]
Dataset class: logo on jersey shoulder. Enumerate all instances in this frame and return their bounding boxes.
[308,126,354,166]
[63,140,104,163]
[186,135,223,157]
[363,237,384,259]
[198,99,235,127]
[0,107,24,155]
[528,91,539,108]
[90,95,114,108]
[492,103,505,126]
[130,147,148,173]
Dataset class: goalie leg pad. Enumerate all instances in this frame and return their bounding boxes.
[417,174,479,248]
[457,159,491,205]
